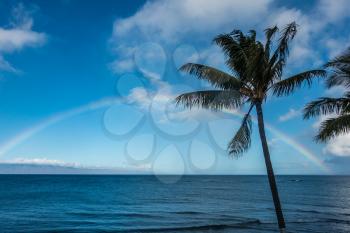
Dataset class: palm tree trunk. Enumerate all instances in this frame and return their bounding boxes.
[256,102,286,232]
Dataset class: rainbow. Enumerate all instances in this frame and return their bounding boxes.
[265,125,331,173]
[0,97,120,157]
[222,109,331,173]
[0,97,331,173]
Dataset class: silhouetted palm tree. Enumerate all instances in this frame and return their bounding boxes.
[175,22,326,232]
[304,48,350,141]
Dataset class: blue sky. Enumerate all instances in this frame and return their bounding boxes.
[0,0,349,175]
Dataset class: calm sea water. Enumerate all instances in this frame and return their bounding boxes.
[0,175,349,233]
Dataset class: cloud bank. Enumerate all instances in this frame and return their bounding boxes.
[0,157,152,174]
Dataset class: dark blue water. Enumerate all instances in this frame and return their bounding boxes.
[0,175,349,233]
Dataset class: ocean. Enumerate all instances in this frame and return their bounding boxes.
[0,175,349,233]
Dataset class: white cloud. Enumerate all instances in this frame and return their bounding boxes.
[126,77,217,124]
[0,55,19,73]
[312,114,350,157]
[312,114,337,129]
[324,85,347,97]
[151,89,216,123]
[4,157,78,167]
[324,36,350,58]
[317,0,350,23]
[324,134,350,157]
[0,3,46,73]
[127,87,152,110]
[0,157,153,172]
[0,28,45,53]
[108,59,134,74]
[9,2,35,30]
[112,0,272,43]
[279,108,301,122]
[199,45,226,70]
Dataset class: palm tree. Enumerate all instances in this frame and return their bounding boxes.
[175,22,326,232]
[304,48,350,141]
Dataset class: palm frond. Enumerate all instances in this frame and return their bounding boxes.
[252,43,268,90]
[269,22,296,54]
[270,59,285,82]
[248,30,257,41]
[272,69,326,96]
[346,91,350,99]
[264,25,278,59]
[228,105,254,157]
[268,22,297,81]
[325,48,350,68]
[275,22,297,61]
[303,97,350,119]
[325,47,350,88]
[180,63,242,90]
[175,90,242,111]
[326,69,350,88]
[213,32,246,61]
[213,32,249,79]
[316,114,350,142]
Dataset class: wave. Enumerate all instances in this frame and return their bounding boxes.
[123,220,261,232]
[174,211,204,215]
[296,208,350,217]
[320,218,350,225]
[68,211,166,219]
[286,218,350,225]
